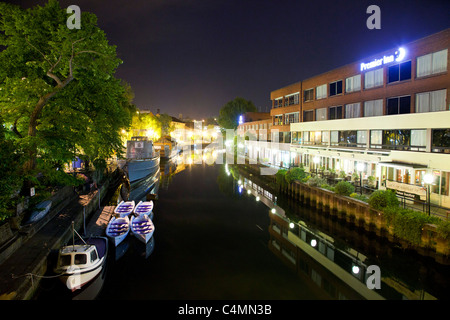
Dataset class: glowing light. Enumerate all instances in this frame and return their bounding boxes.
[310,239,317,247]
[271,208,276,214]
[395,47,406,62]
[352,265,360,274]
[256,196,260,201]
[423,173,434,185]
[289,222,294,229]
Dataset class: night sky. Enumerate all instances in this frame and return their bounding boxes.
[4,0,450,119]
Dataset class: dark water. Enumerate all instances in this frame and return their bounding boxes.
[97,163,317,300]
[36,160,450,300]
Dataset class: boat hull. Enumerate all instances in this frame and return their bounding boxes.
[106,216,130,247]
[127,156,160,183]
[130,215,155,244]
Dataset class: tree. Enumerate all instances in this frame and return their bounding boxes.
[0,1,132,180]
[217,97,257,130]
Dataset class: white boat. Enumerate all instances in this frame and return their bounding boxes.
[125,136,160,183]
[114,200,135,217]
[130,214,155,244]
[133,200,154,218]
[106,216,130,246]
[54,224,108,292]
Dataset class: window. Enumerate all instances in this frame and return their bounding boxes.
[303,110,314,122]
[364,68,383,89]
[303,131,310,143]
[388,61,412,83]
[382,130,411,150]
[316,84,327,100]
[329,80,343,96]
[411,129,427,151]
[415,89,447,113]
[304,88,314,102]
[285,93,300,106]
[386,96,411,115]
[345,103,361,118]
[330,131,339,145]
[338,131,357,147]
[310,131,322,144]
[345,74,361,93]
[292,132,299,144]
[370,130,382,148]
[274,97,283,108]
[357,130,367,147]
[417,49,448,77]
[329,106,342,120]
[284,112,299,124]
[75,254,87,265]
[322,131,330,143]
[364,99,383,117]
[432,129,450,153]
[274,115,283,125]
[316,108,327,121]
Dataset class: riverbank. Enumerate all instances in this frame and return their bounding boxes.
[0,169,121,300]
[231,163,450,265]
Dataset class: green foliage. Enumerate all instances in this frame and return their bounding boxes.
[275,169,287,186]
[306,176,326,187]
[217,97,257,130]
[0,0,132,173]
[350,192,369,202]
[0,123,25,221]
[334,181,355,196]
[436,221,450,240]
[382,206,441,246]
[368,189,399,211]
[285,167,306,184]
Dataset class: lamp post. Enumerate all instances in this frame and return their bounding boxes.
[313,156,320,176]
[356,162,364,195]
[423,173,433,216]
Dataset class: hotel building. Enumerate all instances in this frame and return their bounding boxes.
[239,28,450,210]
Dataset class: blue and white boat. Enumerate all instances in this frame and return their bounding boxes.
[125,136,160,183]
[133,200,154,219]
[114,200,135,217]
[106,216,130,247]
[130,214,155,244]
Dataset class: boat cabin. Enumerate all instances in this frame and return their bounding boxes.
[126,136,156,159]
[57,244,99,269]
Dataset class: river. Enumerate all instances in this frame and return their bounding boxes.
[35,157,450,300]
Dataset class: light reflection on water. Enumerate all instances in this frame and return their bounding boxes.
[36,158,450,300]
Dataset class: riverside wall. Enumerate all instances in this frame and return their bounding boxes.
[232,164,449,265]
[277,178,449,265]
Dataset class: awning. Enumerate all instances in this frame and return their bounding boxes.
[378,161,427,170]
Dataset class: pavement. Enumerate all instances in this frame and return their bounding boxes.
[0,188,106,300]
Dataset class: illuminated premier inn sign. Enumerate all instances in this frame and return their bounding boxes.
[360,47,406,71]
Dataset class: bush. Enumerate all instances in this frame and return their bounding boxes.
[334,181,355,196]
[368,189,399,211]
[382,206,440,245]
[275,169,288,186]
[285,167,307,183]
[307,176,326,187]
[350,192,368,202]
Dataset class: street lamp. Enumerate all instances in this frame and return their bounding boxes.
[423,173,434,216]
[313,156,320,176]
[356,162,365,195]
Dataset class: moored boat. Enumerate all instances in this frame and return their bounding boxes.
[54,224,108,292]
[130,214,155,244]
[133,200,154,218]
[106,216,130,247]
[114,200,135,217]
